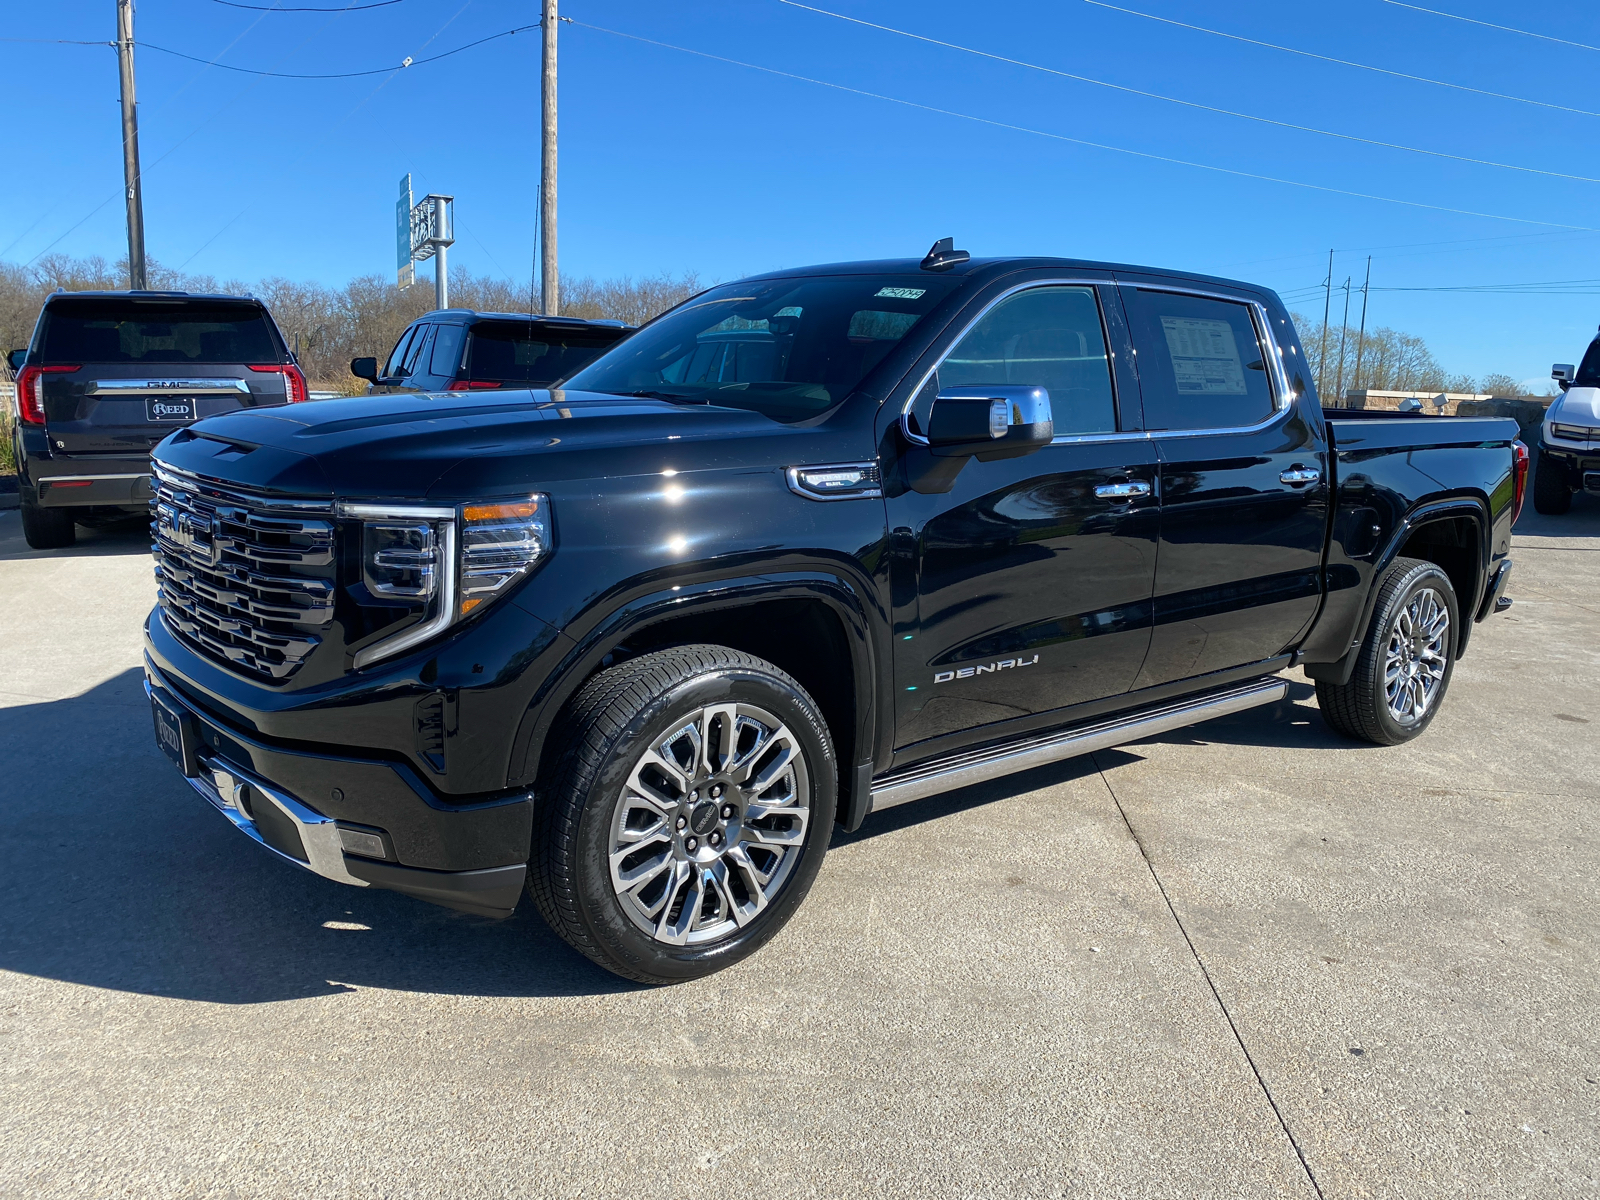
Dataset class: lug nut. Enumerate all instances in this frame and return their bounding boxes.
[689,790,699,802]
[709,832,722,847]
[720,804,735,819]
[676,815,688,830]
[685,837,699,852]
[710,785,723,798]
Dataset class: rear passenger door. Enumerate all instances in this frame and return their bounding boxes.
[1119,282,1329,687]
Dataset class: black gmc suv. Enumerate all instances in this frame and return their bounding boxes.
[9,290,305,549]
[143,244,1525,984]
[350,310,631,394]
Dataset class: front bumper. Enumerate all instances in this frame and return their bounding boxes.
[145,657,531,918]
[1540,442,1600,491]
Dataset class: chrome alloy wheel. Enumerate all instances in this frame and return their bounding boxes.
[1383,586,1450,725]
[608,703,811,946]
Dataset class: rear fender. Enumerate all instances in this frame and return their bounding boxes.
[1305,497,1488,686]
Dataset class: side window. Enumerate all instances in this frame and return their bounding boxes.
[431,324,466,377]
[1123,290,1275,431]
[382,326,417,378]
[935,285,1117,436]
[400,324,435,377]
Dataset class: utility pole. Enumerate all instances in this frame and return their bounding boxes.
[1334,277,1353,402]
[1317,249,1333,399]
[1353,256,1372,394]
[540,0,558,315]
[116,0,147,289]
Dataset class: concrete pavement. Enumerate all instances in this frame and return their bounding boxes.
[0,501,1595,1198]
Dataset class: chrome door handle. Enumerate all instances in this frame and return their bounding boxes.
[1094,480,1152,500]
[1279,466,1321,485]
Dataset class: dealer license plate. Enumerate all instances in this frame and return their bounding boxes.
[150,689,198,776]
[146,396,197,422]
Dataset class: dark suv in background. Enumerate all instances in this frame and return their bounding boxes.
[8,290,307,549]
[351,310,632,394]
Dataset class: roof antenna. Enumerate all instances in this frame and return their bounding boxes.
[920,236,970,272]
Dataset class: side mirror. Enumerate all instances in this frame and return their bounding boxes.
[928,386,1053,460]
[350,356,379,383]
[1552,363,1575,391]
[7,349,26,372]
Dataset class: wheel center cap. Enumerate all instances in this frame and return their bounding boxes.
[689,802,720,836]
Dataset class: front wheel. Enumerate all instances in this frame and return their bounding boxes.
[529,645,837,985]
[1316,557,1459,746]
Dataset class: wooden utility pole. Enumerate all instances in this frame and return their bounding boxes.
[1317,249,1333,398]
[116,0,147,289]
[540,0,558,315]
[1353,256,1372,393]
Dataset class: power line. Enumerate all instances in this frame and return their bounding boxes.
[1083,0,1600,119]
[0,37,112,45]
[773,1,1600,185]
[141,23,539,79]
[211,0,401,9]
[573,20,1596,232]
[1383,2,1600,53]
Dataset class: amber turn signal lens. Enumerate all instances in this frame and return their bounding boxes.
[462,500,539,522]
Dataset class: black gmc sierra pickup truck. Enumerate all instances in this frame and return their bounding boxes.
[143,243,1526,984]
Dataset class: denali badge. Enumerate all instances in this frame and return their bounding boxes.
[934,654,1040,683]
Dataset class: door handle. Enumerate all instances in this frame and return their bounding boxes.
[1094,480,1153,500]
[1279,466,1321,485]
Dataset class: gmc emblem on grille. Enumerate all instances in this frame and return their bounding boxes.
[158,502,220,566]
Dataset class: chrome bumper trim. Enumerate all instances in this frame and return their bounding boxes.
[145,679,368,887]
[870,676,1288,812]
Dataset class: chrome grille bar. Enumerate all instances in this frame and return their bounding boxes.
[151,463,336,682]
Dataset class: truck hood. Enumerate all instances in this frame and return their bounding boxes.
[1549,386,1600,430]
[151,388,826,499]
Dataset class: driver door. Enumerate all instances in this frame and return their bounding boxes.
[886,281,1160,758]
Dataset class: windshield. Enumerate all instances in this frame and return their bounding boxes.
[1577,335,1600,388]
[562,274,963,422]
[39,299,279,365]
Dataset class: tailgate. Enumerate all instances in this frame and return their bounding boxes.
[44,372,285,456]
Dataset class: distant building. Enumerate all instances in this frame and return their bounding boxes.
[1338,389,1490,416]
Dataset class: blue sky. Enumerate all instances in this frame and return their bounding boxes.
[5,0,1598,387]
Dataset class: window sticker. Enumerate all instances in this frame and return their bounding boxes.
[875,287,926,300]
[1160,316,1247,395]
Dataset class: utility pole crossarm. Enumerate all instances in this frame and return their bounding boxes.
[116,0,147,290]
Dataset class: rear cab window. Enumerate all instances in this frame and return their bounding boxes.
[38,298,280,364]
[464,321,623,385]
[1121,289,1276,431]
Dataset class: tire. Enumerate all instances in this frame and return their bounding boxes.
[529,644,837,985]
[19,488,76,549]
[1532,449,1572,515]
[1316,557,1459,746]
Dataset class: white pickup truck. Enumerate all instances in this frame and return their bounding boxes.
[1539,328,1600,514]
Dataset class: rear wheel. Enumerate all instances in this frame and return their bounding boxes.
[1532,449,1572,515]
[529,644,836,985]
[1316,557,1458,746]
[19,488,75,549]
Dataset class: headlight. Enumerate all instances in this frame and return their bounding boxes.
[340,495,551,669]
[1550,422,1598,443]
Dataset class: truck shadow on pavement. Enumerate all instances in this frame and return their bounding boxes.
[0,512,152,561]
[0,670,640,1003]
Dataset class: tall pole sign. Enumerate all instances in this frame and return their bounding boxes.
[540,0,559,315]
[396,175,416,290]
[395,176,455,309]
[117,0,147,290]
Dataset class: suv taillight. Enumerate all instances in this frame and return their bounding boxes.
[13,364,79,424]
[448,380,500,391]
[249,362,310,403]
[1512,439,1530,524]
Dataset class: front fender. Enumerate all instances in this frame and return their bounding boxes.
[506,569,888,794]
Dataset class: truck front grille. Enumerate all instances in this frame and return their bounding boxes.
[151,463,336,681]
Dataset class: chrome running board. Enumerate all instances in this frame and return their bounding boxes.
[869,676,1287,812]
